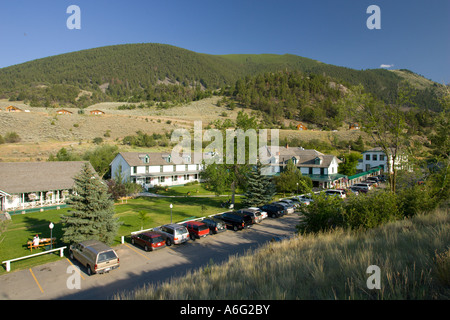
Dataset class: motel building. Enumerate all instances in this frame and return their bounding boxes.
[110,152,218,189]
[0,161,94,214]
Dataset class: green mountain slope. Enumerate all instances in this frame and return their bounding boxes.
[0,43,444,110]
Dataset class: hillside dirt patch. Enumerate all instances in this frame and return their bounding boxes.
[0,97,369,161]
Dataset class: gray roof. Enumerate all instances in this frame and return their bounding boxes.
[117,152,216,166]
[267,146,340,168]
[0,161,93,194]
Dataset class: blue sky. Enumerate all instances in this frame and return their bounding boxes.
[0,0,448,83]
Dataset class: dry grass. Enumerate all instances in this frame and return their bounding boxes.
[116,208,450,300]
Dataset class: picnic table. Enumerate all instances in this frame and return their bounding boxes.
[27,238,56,252]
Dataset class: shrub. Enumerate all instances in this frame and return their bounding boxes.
[342,191,401,230]
[4,132,21,143]
[297,193,345,234]
[298,190,402,233]
[0,135,4,144]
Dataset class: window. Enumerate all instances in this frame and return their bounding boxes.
[366,154,370,161]
[160,176,165,183]
[380,154,385,161]
[373,154,378,161]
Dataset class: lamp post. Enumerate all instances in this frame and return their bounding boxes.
[170,203,173,223]
[296,182,299,195]
[49,222,54,250]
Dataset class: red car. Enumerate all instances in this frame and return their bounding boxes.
[131,231,166,251]
[182,221,210,240]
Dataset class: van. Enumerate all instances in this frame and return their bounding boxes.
[182,220,210,240]
[131,231,166,251]
[69,240,119,276]
[154,224,190,246]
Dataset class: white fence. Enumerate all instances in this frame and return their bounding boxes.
[2,246,66,272]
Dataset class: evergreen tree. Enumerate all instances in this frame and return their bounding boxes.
[242,162,276,207]
[61,163,121,245]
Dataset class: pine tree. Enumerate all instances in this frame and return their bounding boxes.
[61,163,121,245]
[242,162,276,207]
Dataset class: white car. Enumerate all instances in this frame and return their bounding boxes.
[248,207,268,220]
[296,195,314,205]
[324,189,346,199]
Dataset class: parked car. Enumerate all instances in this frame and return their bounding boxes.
[376,174,387,182]
[296,195,314,205]
[273,201,295,214]
[260,203,285,218]
[182,220,210,240]
[69,240,119,276]
[278,199,299,209]
[350,185,369,193]
[248,207,268,220]
[216,211,252,231]
[287,197,302,207]
[201,217,227,234]
[131,231,166,251]
[367,176,380,183]
[236,208,263,223]
[352,182,373,190]
[363,180,378,187]
[344,188,359,196]
[154,223,190,246]
[324,189,347,199]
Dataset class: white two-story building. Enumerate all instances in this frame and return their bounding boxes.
[265,146,345,189]
[357,147,410,173]
[110,152,215,189]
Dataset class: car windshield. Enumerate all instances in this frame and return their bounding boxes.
[97,250,117,263]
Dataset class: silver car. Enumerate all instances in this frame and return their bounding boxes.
[154,224,190,246]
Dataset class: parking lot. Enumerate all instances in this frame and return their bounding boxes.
[0,213,299,300]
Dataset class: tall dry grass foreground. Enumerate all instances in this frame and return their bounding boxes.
[116,209,449,300]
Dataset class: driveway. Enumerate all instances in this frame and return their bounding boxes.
[0,214,299,300]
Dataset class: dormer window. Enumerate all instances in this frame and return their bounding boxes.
[314,157,322,165]
[139,154,150,164]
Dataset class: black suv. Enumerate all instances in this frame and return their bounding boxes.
[201,217,227,235]
[216,212,252,231]
[261,203,285,218]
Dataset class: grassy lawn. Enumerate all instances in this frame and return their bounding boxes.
[0,195,241,274]
[152,183,244,197]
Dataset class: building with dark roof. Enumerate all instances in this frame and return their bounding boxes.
[265,146,345,189]
[0,161,94,213]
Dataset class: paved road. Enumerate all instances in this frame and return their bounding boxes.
[0,214,299,300]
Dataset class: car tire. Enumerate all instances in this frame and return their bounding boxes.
[87,265,92,276]
[233,225,238,231]
[166,238,172,246]
[69,250,74,260]
[144,245,149,252]
[131,238,135,245]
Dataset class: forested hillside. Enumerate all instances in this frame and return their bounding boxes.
[0,43,445,112]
